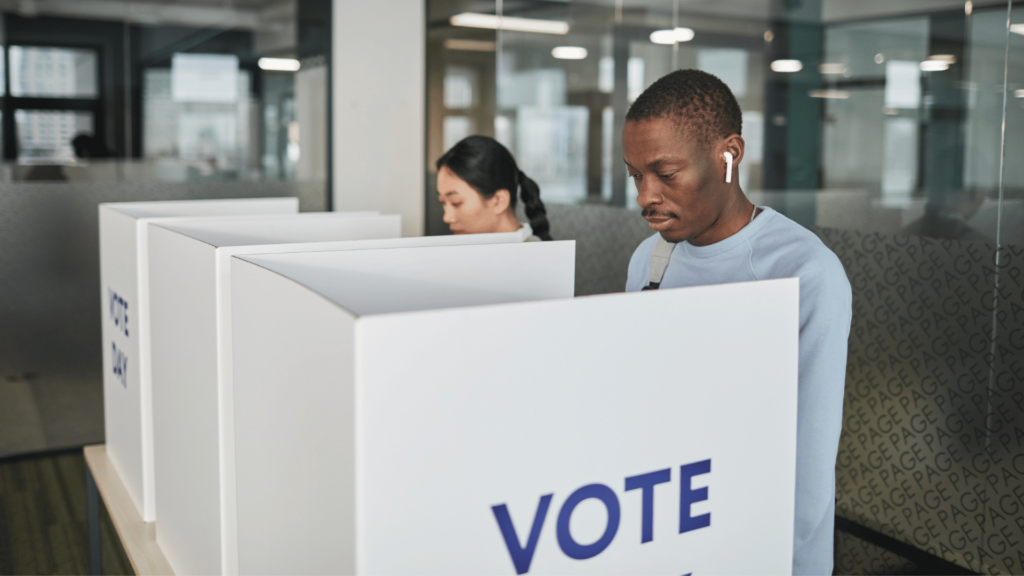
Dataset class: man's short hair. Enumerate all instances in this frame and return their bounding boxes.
[625,69,742,148]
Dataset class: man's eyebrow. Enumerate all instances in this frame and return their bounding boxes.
[647,156,684,169]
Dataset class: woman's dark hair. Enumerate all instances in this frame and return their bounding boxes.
[436,135,552,241]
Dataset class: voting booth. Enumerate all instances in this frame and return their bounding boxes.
[146,216,538,575]
[99,198,299,523]
[230,243,800,575]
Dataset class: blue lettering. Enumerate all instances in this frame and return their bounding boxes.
[679,460,711,533]
[111,342,128,387]
[624,468,671,543]
[556,484,620,560]
[108,288,129,338]
[493,459,712,571]
[491,494,552,575]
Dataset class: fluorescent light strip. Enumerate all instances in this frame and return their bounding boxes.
[552,46,587,60]
[809,89,850,99]
[258,57,300,72]
[650,27,695,45]
[1011,23,1024,35]
[819,63,845,75]
[771,59,802,73]
[443,39,496,52]
[450,13,568,35]
[920,60,949,71]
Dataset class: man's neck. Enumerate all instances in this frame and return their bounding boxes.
[687,189,755,247]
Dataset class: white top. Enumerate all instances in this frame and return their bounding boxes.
[519,222,541,242]
[626,207,853,575]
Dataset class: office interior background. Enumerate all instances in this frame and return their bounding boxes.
[0,0,1021,574]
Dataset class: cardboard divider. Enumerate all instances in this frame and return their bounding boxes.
[230,242,800,575]
[98,197,299,523]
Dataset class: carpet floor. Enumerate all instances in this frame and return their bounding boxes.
[0,449,131,575]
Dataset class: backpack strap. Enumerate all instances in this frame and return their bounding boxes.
[642,237,677,290]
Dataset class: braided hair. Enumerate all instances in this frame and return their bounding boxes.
[436,135,552,241]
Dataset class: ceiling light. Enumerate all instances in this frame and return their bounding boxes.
[920,60,949,72]
[1015,89,1024,98]
[875,53,885,64]
[443,39,496,52]
[771,59,803,73]
[929,54,956,64]
[809,89,850,99]
[450,13,569,34]
[764,30,774,42]
[1011,24,1024,35]
[552,46,587,60]
[650,27,695,45]
[258,58,300,72]
[965,1,973,15]
[819,63,845,74]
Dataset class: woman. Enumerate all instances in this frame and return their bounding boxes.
[436,135,552,241]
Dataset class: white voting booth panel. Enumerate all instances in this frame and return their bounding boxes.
[148,213,400,576]
[149,215,541,576]
[231,244,799,576]
[98,197,298,523]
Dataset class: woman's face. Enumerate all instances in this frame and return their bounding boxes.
[436,166,508,234]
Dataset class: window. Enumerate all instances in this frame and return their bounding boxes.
[5,45,102,162]
[14,110,93,161]
[9,46,98,98]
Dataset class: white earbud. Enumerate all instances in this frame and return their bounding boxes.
[724,152,733,184]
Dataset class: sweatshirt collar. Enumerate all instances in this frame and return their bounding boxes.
[680,206,776,259]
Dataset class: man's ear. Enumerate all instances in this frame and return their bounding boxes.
[722,134,746,167]
[490,189,512,214]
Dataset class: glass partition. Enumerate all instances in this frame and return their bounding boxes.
[0,1,330,466]
[0,1,327,193]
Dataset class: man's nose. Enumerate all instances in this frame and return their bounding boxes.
[635,178,660,209]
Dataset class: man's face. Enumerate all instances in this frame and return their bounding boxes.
[623,117,725,243]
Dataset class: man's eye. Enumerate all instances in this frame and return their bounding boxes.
[628,173,640,179]
[658,172,675,179]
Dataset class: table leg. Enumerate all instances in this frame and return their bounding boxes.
[86,463,102,575]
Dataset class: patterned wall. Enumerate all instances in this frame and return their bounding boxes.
[834,530,918,575]
[818,227,1024,575]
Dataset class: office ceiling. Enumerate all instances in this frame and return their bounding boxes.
[125,0,285,7]
[0,0,295,30]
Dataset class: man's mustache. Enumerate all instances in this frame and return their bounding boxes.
[642,208,677,219]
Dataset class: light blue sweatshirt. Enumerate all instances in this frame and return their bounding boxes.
[626,207,852,575]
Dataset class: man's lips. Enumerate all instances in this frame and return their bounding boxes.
[643,211,676,230]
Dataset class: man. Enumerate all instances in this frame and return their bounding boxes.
[623,69,852,575]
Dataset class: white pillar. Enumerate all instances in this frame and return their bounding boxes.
[332,0,425,237]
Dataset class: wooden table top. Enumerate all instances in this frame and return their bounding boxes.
[83,445,174,575]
